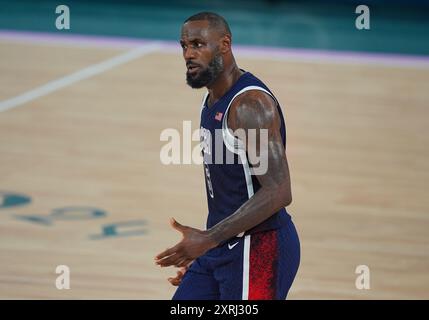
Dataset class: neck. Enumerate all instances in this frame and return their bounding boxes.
[206,61,243,107]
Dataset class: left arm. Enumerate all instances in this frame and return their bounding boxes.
[206,90,292,243]
[155,91,291,268]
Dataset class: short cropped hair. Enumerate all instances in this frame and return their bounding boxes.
[184,12,231,37]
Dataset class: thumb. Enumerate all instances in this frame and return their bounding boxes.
[170,217,186,233]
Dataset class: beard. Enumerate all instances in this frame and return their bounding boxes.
[186,53,224,89]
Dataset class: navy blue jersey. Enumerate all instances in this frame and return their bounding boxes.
[200,71,291,236]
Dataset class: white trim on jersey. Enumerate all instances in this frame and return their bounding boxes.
[242,234,251,300]
[222,85,276,157]
[221,86,276,298]
[200,91,209,118]
[201,86,278,299]
[222,85,277,238]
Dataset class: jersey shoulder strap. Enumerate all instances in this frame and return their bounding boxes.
[222,85,277,154]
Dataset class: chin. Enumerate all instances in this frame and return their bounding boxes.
[186,76,205,89]
[187,82,205,89]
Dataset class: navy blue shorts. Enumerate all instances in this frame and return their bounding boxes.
[172,219,300,300]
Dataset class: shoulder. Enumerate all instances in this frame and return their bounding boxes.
[228,89,279,131]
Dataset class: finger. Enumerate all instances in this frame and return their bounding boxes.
[177,270,185,279]
[174,257,189,268]
[168,276,181,286]
[167,271,180,282]
[178,267,188,275]
[155,243,181,260]
[167,268,187,286]
[157,252,185,267]
[169,270,183,281]
[170,217,186,233]
[172,269,187,285]
[177,258,193,268]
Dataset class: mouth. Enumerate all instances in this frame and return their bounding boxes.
[186,63,200,74]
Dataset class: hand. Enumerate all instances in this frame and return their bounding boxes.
[167,265,189,286]
[155,218,218,268]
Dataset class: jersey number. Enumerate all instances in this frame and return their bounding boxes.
[203,161,214,198]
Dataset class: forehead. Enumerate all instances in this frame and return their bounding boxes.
[181,20,212,41]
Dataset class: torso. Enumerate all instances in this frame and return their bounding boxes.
[199,71,291,236]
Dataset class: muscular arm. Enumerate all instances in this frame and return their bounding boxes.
[155,90,292,268]
[206,90,292,243]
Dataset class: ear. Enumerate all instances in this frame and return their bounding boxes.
[220,34,232,54]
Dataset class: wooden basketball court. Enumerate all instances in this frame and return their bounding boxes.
[0,36,428,299]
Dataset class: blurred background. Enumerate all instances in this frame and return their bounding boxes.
[0,0,428,299]
[1,0,429,54]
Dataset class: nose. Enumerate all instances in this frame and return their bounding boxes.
[183,46,197,60]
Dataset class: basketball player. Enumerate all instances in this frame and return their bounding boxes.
[155,12,300,300]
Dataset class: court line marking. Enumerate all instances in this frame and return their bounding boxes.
[1,30,429,69]
[0,42,161,112]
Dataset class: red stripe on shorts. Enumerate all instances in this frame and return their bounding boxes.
[248,230,278,300]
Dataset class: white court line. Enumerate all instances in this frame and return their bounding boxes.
[0,43,161,112]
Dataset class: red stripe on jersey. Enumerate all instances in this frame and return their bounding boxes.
[248,230,278,300]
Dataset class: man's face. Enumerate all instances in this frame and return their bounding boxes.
[180,20,224,88]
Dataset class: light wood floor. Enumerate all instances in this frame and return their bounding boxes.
[0,40,428,299]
